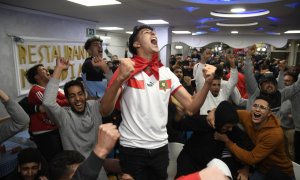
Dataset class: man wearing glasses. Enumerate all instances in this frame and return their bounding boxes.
[210,96,294,180]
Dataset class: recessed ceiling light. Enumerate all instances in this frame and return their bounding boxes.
[211,9,270,18]
[216,22,258,27]
[99,27,124,30]
[67,0,121,6]
[231,31,239,34]
[172,31,191,34]
[126,31,133,34]
[192,31,208,35]
[230,8,245,13]
[266,32,281,35]
[138,20,169,25]
[284,30,300,34]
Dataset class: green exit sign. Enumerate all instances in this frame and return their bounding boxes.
[86,28,95,37]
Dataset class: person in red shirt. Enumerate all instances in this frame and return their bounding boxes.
[26,64,68,161]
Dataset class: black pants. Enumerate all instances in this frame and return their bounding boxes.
[294,131,300,164]
[31,129,63,162]
[119,144,169,180]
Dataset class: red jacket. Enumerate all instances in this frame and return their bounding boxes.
[28,85,68,132]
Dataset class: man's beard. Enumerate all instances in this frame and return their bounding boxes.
[71,105,86,115]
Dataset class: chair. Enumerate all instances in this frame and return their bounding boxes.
[167,142,184,180]
[292,161,300,180]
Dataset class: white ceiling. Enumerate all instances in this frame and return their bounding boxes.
[0,0,300,36]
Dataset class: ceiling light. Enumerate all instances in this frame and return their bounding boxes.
[175,46,183,49]
[211,9,270,18]
[231,31,239,34]
[216,22,258,27]
[99,27,124,30]
[138,20,169,25]
[284,30,300,34]
[192,31,207,35]
[67,0,121,6]
[126,31,133,34]
[172,31,191,34]
[230,8,245,13]
[266,32,281,35]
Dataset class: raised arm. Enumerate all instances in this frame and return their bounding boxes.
[0,89,30,143]
[174,64,215,114]
[42,58,70,127]
[194,49,212,92]
[281,74,300,101]
[72,123,120,180]
[100,58,135,117]
[223,54,238,98]
[244,45,259,96]
[277,60,287,90]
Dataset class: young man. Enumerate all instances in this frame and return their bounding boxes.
[5,148,47,180]
[176,101,253,179]
[213,96,294,179]
[43,57,111,180]
[26,64,68,161]
[0,89,29,143]
[244,45,300,164]
[82,37,112,98]
[193,52,238,115]
[100,25,215,180]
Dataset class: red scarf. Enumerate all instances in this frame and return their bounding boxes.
[107,53,163,109]
[108,53,163,88]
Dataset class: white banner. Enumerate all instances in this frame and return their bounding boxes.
[12,36,89,96]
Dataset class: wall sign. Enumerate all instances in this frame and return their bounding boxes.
[11,36,89,96]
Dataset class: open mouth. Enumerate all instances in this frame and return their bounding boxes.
[75,103,83,109]
[253,113,261,119]
[151,37,157,45]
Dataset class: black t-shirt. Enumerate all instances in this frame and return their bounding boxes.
[82,57,105,81]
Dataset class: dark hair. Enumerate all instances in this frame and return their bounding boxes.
[215,101,238,132]
[75,77,83,82]
[284,70,298,82]
[48,150,85,180]
[26,64,44,84]
[48,69,54,75]
[128,25,154,55]
[259,73,277,86]
[84,36,103,50]
[255,95,272,107]
[213,64,223,80]
[18,148,42,165]
[64,80,85,98]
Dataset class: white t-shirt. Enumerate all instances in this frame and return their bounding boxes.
[119,66,181,149]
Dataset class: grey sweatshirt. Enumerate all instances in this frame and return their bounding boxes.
[73,151,104,180]
[244,57,300,131]
[43,78,107,180]
[0,99,30,143]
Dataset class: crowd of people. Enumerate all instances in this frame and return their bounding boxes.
[1,25,300,180]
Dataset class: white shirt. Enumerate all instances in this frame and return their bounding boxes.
[119,66,181,149]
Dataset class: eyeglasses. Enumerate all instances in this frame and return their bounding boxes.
[252,103,269,111]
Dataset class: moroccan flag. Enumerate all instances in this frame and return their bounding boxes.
[159,79,171,91]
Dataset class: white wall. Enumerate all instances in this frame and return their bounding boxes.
[97,31,130,59]
[0,4,97,118]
